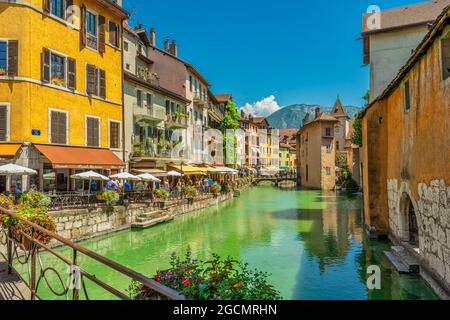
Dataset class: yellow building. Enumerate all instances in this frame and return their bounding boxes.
[0,0,127,192]
[279,145,290,170]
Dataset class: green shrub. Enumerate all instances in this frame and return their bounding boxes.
[21,191,51,208]
[128,248,282,300]
[185,186,198,199]
[154,188,169,200]
[101,190,120,207]
[342,179,360,193]
[211,183,221,196]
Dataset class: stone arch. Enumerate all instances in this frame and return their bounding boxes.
[397,182,422,247]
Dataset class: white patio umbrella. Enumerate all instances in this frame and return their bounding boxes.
[167,171,182,177]
[137,173,161,182]
[209,167,238,175]
[0,163,37,176]
[70,171,109,195]
[110,172,141,181]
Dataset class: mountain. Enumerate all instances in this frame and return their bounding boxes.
[267,104,362,129]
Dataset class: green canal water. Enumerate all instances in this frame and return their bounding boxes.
[27,186,438,300]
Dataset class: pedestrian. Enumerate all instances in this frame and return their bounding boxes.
[124,180,132,192]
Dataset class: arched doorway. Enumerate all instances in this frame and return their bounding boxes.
[399,192,420,247]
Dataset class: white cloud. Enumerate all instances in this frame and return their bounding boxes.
[239,95,281,117]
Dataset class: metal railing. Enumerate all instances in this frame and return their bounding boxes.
[0,207,186,300]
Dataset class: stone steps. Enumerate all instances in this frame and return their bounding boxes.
[392,246,420,274]
[384,245,420,275]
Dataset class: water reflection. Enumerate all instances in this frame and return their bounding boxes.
[27,187,438,300]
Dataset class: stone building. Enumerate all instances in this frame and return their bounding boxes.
[361,5,450,292]
[297,109,339,190]
[362,0,450,101]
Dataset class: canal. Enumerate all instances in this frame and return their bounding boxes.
[34,186,438,300]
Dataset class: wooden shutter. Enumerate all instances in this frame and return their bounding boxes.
[442,38,450,80]
[86,64,97,95]
[99,15,106,54]
[42,48,50,83]
[363,36,370,65]
[87,117,99,147]
[0,106,7,142]
[50,111,67,144]
[7,40,18,77]
[99,69,106,99]
[43,0,50,12]
[67,57,76,90]
[110,122,119,149]
[81,5,86,47]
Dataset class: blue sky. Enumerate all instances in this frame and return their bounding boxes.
[124,0,425,114]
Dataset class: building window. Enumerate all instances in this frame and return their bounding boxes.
[326,144,332,153]
[50,52,66,86]
[136,89,142,107]
[124,41,129,52]
[326,167,331,176]
[442,38,450,81]
[86,64,105,98]
[86,10,98,50]
[49,110,68,144]
[51,0,65,19]
[146,93,153,107]
[336,141,340,151]
[86,116,100,147]
[404,80,411,112]
[165,100,170,114]
[108,21,119,47]
[0,41,6,75]
[171,102,175,114]
[109,121,120,149]
[189,75,193,92]
[325,127,332,137]
[0,105,9,142]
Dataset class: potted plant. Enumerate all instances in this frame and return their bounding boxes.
[51,76,64,86]
[211,183,221,197]
[0,67,6,76]
[153,189,169,209]
[185,186,198,205]
[13,204,56,250]
[101,190,120,208]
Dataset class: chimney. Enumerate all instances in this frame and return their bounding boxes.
[150,27,156,47]
[315,107,321,119]
[170,40,178,56]
[164,37,170,52]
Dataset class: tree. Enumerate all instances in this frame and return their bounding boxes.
[363,89,370,107]
[352,114,362,147]
[219,100,240,165]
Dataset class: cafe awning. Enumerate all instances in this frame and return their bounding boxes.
[167,163,204,175]
[0,144,22,157]
[132,168,168,177]
[34,144,125,169]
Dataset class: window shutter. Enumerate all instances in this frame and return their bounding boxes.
[7,40,18,77]
[43,0,50,12]
[81,5,86,47]
[67,57,76,90]
[0,106,7,142]
[42,48,50,83]
[50,111,67,144]
[99,15,106,54]
[87,117,99,147]
[442,38,450,80]
[363,36,370,65]
[99,69,106,99]
[86,64,96,95]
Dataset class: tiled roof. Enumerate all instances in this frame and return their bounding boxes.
[215,94,232,103]
[362,0,450,35]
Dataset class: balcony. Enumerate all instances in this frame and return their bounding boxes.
[193,92,207,107]
[133,103,166,122]
[208,102,224,121]
[132,138,180,160]
[166,112,188,128]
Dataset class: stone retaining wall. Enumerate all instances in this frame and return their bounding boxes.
[387,179,450,293]
[51,190,244,243]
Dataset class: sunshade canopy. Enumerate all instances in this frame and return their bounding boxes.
[110,172,141,181]
[137,173,161,182]
[70,171,110,181]
[0,163,37,176]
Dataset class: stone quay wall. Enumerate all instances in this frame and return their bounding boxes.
[387,179,450,293]
[51,191,241,243]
